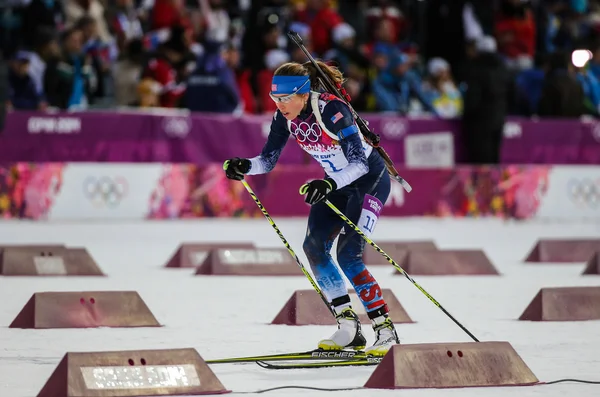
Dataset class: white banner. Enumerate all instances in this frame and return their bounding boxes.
[404,132,454,169]
[536,166,600,220]
[47,164,164,220]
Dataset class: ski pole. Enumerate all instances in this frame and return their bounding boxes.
[324,199,480,342]
[239,179,335,317]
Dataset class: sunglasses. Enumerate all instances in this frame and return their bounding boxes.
[269,80,309,103]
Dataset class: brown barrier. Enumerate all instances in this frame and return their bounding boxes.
[582,252,600,275]
[271,289,414,325]
[364,240,438,266]
[393,250,499,275]
[0,247,104,276]
[164,242,255,268]
[10,291,161,328]
[0,244,65,250]
[519,286,600,321]
[524,239,600,262]
[194,248,302,276]
[36,348,230,397]
[364,342,538,389]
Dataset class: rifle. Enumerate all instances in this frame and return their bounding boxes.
[287,30,412,192]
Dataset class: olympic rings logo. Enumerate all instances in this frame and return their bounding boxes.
[162,116,191,138]
[83,176,129,208]
[567,178,600,209]
[592,122,600,143]
[289,121,322,143]
[381,119,407,139]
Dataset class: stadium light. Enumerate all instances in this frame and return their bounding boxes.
[572,49,593,68]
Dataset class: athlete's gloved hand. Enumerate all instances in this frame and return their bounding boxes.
[299,178,337,205]
[223,157,251,181]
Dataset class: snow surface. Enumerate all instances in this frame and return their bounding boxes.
[1,217,600,397]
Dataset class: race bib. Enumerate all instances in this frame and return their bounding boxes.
[358,194,383,238]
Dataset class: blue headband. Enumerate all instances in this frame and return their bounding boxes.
[271,75,310,95]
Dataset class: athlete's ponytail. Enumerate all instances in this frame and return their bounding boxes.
[302,60,345,92]
[273,61,345,93]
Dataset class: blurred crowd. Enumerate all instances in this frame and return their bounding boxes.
[1,0,600,119]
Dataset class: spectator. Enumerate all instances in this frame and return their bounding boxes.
[20,0,65,49]
[370,44,403,112]
[151,0,189,31]
[537,51,587,117]
[287,22,314,64]
[424,0,468,79]
[366,0,406,44]
[575,58,600,115]
[256,48,290,114]
[0,1,27,57]
[235,66,257,114]
[77,16,115,99]
[587,41,600,80]
[495,0,537,70]
[0,0,595,118]
[113,39,145,106]
[534,0,566,56]
[513,57,546,115]
[141,25,189,108]
[422,57,463,118]
[8,51,46,110]
[64,0,113,43]
[369,20,437,116]
[199,0,231,45]
[461,36,509,164]
[240,0,289,77]
[107,0,144,54]
[323,23,370,75]
[0,51,7,132]
[463,0,496,42]
[137,77,160,107]
[365,18,407,64]
[19,28,61,101]
[184,42,240,113]
[246,20,284,112]
[293,0,343,56]
[323,23,371,111]
[44,27,96,110]
[336,0,368,44]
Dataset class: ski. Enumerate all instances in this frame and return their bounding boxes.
[256,357,383,369]
[205,349,368,364]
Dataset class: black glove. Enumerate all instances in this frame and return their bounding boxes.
[223,157,251,181]
[299,178,337,205]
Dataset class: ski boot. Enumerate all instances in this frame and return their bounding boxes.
[318,307,367,351]
[364,316,400,356]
